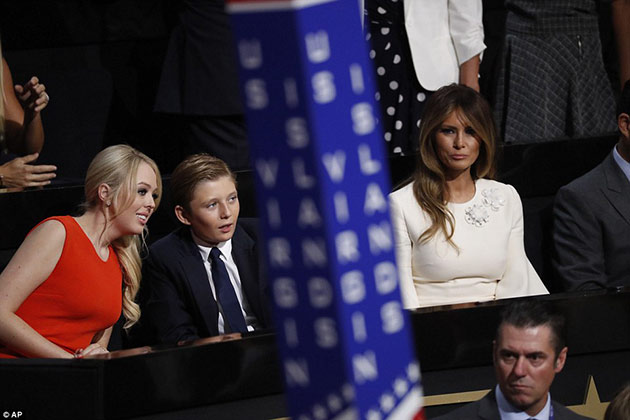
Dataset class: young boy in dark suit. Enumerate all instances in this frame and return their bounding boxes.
[141,154,271,344]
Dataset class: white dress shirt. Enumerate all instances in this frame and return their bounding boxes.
[613,144,630,184]
[195,238,257,333]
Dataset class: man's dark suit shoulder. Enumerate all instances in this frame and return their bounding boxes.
[551,401,595,419]
[431,391,498,420]
[431,391,593,420]
[553,151,630,290]
[233,217,260,245]
[431,401,488,420]
[149,225,193,255]
[556,161,604,198]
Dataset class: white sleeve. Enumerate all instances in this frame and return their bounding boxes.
[495,186,549,299]
[448,0,486,65]
[389,193,421,309]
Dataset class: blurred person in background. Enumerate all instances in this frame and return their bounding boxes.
[0,48,56,188]
[364,0,485,156]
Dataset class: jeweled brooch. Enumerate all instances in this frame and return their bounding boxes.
[464,188,505,227]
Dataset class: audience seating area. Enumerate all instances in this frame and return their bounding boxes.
[1,134,619,293]
[1,3,628,419]
[0,3,621,292]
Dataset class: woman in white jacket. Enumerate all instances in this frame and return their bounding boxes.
[364,0,485,156]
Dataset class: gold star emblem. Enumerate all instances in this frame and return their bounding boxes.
[568,376,609,419]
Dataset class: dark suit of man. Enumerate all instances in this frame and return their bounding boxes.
[141,218,272,344]
[155,0,249,171]
[432,390,592,420]
[553,150,630,291]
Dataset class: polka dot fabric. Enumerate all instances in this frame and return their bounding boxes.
[365,0,430,156]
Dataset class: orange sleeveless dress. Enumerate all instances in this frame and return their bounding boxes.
[0,216,122,358]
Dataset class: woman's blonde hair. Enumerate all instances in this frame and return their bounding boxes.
[412,84,497,248]
[83,144,162,329]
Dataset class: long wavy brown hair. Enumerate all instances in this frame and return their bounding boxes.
[413,84,497,248]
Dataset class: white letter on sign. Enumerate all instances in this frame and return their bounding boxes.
[245,79,268,110]
[312,71,336,104]
[352,351,378,384]
[305,31,330,63]
[341,270,365,304]
[335,230,360,264]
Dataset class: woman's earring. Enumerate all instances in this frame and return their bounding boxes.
[106,201,111,207]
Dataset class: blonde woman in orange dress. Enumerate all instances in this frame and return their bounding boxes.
[0,145,161,358]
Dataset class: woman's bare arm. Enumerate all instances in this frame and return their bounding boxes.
[0,220,72,358]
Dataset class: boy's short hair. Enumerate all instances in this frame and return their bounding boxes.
[170,153,236,211]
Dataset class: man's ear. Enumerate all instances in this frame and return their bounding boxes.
[174,205,191,226]
[618,113,630,138]
[554,347,568,373]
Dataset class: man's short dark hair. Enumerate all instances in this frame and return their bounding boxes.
[618,80,630,117]
[496,300,567,358]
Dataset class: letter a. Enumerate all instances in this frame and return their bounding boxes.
[364,183,387,215]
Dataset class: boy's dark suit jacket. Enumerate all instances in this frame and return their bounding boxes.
[432,390,593,420]
[140,218,272,345]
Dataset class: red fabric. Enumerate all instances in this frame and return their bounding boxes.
[0,216,122,358]
[413,407,426,420]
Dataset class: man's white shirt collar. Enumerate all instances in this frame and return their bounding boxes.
[613,144,630,184]
[495,385,551,420]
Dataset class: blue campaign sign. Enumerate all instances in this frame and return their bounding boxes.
[227,0,425,418]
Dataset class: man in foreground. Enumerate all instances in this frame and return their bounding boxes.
[435,300,592,419]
